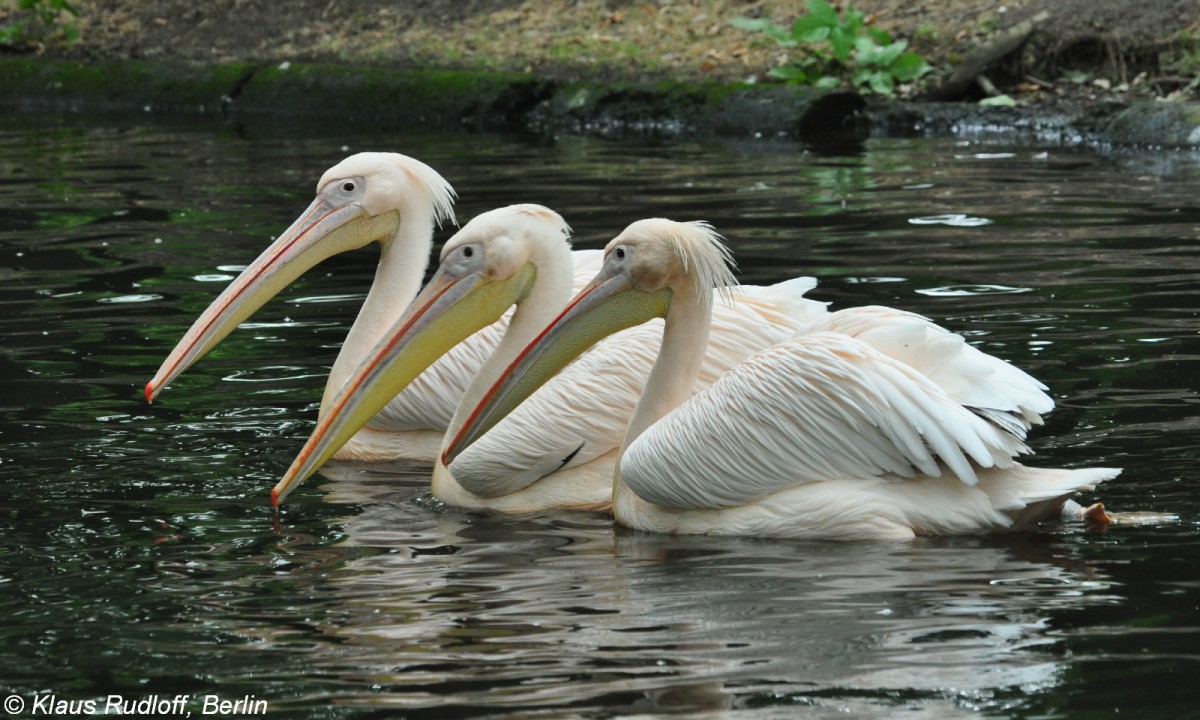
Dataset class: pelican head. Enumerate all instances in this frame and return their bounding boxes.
[270,204,573,506]
[445,218,736,466]
[145,152,455,403]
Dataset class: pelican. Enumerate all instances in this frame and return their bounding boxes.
[146,152,509,461]
[270,205,825,511]
[446,219,1121,540]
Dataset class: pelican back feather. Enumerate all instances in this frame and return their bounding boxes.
[620,332,1032,511]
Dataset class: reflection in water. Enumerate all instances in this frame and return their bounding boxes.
[1,119,1199,718]
[250,467,1116,716]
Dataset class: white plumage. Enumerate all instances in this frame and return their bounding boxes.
[428,218,829,511]
[150,154,596,464]
[274,206,829,510]
[448,279,824,499]
[454,218,1119,538]
[798,305,1053,432]
[621,332,1032,509]
[365,251,603,429]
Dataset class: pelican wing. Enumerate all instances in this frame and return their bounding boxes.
[730,276,828,328]
[450,320,663,496]
[448,276,824,497]
[799,306,1053,434]
[621,332,1032,510]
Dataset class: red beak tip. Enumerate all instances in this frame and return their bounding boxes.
[270,487,281,507]
[144,381,155,404]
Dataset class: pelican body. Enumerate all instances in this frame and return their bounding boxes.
[270,206,826,512]
[448,219,1120,540]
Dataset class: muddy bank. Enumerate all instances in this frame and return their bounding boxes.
[0,56,865,139]
[5,0,1200,147]
[2,56,1198,149]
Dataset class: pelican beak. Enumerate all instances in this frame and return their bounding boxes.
[145,198,400,403]
[270,260,537,506]
[443,270,671,467]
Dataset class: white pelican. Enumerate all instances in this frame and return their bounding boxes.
[146,152,500,461]
[270,205,826,511]
[446,219,1121,540]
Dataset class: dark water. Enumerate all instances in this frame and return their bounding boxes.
[2,116,1198,719]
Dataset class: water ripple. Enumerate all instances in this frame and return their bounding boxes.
[1,124,1198,719]
[908,213,993,227]
[917,284,1033,297]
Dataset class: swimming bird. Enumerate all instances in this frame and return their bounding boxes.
[270,205,824,511]
[146,152,526,461]
[446,218,1120,540]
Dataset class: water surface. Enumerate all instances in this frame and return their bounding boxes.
[1,117,1198,718]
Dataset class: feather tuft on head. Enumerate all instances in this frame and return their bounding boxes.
[668,220,738,304]
[389,154,457,229]
[319,152,458,228]
[616,218,738,305]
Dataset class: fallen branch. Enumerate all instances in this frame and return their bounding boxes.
[928,10,1050,100]
[976,74,1001,97]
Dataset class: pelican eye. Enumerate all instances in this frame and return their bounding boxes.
[463,246,474,258]
[615,247,626,260]
[341,181,356,193]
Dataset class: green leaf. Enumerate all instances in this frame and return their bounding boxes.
[731,16,773,32]
[853,36,882,65]
[828,25,856,62]
[889,52,932,81]
[872,40,907,67]
[733,16,798,47]
[768,65,809,84]
[0,22,28,43]
[868,71,895,95]
[791,15,830,43]
[867,26,892,45]
[843,6,865,33]
[979,94,1018,107]
[806,0,840,26]
[795,53,824,71]
[814,75,842,89]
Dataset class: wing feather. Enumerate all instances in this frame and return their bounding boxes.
[621,332,1030,510]
[799,305,1053,437]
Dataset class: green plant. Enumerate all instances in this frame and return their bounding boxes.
[1164,29,1200,78]
[913,23,939,44]
[732,0,931,95]
[0,0,80,46]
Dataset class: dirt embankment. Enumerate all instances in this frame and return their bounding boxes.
[10,0,1194,104]
[3,1,1200,144]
